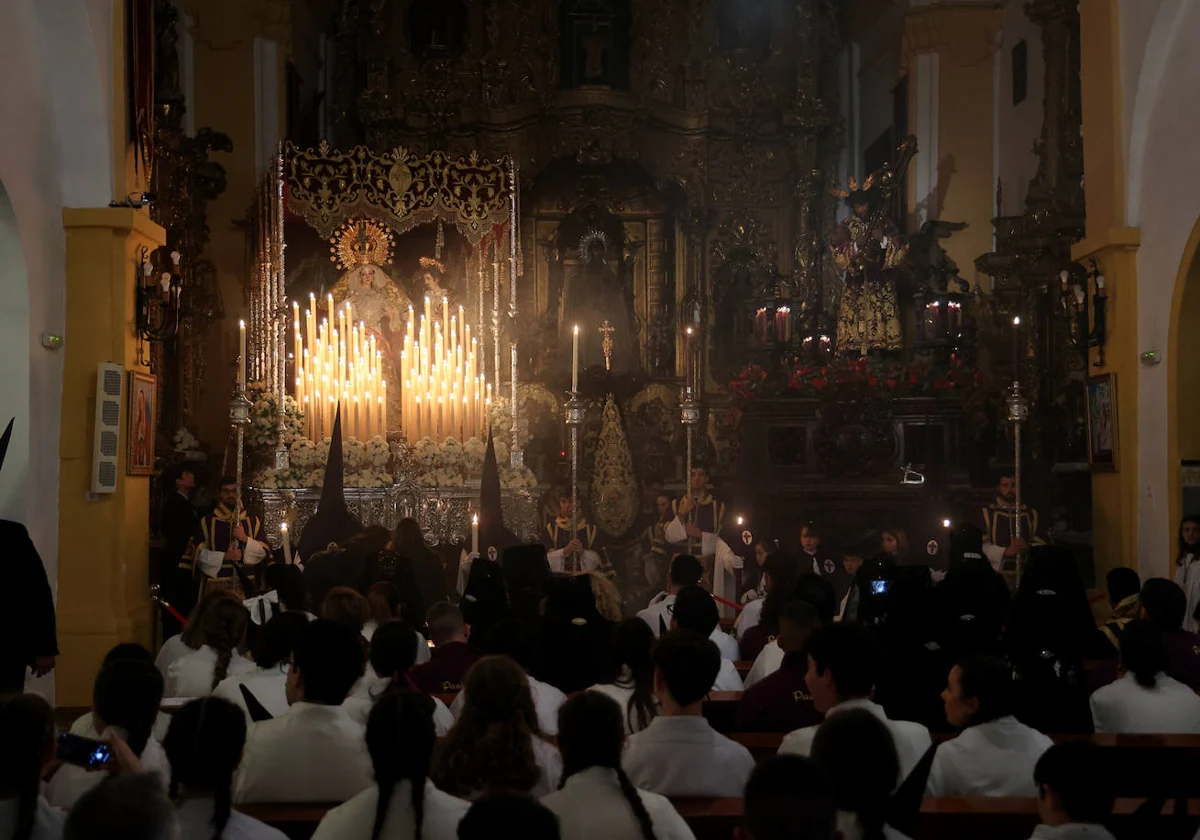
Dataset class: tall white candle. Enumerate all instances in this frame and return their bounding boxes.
[471,513,479,555]
[238,320,246,388]
[572,324,580,392]
[280,522,292,565]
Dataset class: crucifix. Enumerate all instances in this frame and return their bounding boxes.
[599,320,615,371]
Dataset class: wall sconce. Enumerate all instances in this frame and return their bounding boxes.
[1059,258,1107,367]
[135,245,183,361]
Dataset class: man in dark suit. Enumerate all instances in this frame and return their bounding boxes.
[0,419,57,693]
[160,465,199,638]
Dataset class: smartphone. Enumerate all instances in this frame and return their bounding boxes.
[56,733,112,770]
[870,579,890,596]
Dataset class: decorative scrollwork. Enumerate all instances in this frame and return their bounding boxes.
[285,142,514,245]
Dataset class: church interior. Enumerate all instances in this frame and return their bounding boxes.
[3,0,1200,761]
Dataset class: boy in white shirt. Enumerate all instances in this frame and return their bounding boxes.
[234,620,373,804]
[778,623,931,783]
[623,630,755,798]
[1026,742,1117,840]
[638,555,704,637]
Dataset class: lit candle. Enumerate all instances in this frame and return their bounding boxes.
[572,324,580,392]
[685,326,695,390]
[238,319,246,388]
[472,513,479,555]
[280,521,292,565]
[1011,316,1021,382]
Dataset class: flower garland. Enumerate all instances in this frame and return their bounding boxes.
[253,435,393,489]
[407,435,538,490]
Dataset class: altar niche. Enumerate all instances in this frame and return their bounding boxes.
[526,162,681,387]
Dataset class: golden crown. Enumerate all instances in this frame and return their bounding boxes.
[330,219,394,271]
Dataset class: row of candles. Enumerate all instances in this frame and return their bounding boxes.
[399,296,490,443]
[292,294,386,442]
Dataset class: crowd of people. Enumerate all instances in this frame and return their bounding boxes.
[8,503,1200,840]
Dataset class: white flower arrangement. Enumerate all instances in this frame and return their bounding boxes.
[245,380,305,450]
[172,427,201,452]
[253,433,391,489]
[399,434,532,488]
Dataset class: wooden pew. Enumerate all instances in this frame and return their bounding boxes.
[734,660,752,680]
[237,803,335,840]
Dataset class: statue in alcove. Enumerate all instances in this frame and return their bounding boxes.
[560,229,639,377]
[407,0,469,61]
[559,0,631,90]
[716,0,772,58]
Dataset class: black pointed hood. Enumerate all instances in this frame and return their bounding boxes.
[298,403,361,560]
[0,417,12,477]
[478,426,519,555]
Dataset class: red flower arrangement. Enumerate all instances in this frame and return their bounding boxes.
[730,355,985,406]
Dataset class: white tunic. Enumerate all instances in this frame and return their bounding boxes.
[743,641,785,689]
[0,796,66,840]
[1089,672,1200,734]
[542,766,697,840]
[710,627,740,662]
[662,519,742,614]
[637,593,675,637]
[45,729,170,810]
[155,634,193,682]
[166,645,256,698]
[586,676,658,734]
[233,701,372,804]
[737,598,764,640]
[360,623,433,665]
[778,698,932,784]
[342,672,454,735]
[69,710,172,748]
[176,797,287,840]
[213,665,290,724]
[925,716,1053,797]
[623,715,756,798]
[713,659,744,692]
[311,780,469,840]
[449,674,567,736]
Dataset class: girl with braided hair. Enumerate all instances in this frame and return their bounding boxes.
[165,697,286,840]
[47,659,170,810]
[167,597,254,698]
[312,690,469,840]
[0,693,64,840]
[587,619,659,734]
[542,692,695,840]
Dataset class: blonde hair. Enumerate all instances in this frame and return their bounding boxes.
[581,572,622,623]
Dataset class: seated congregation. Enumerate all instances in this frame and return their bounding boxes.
[6,524,1200,840]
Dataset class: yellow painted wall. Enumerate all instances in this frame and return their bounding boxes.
[1168,219,1200,560]
[901,5,1002,279]
[57,208,165,705]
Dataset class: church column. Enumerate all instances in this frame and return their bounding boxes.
[57,207,166,706]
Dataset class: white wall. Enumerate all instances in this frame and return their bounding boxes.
[0,0,115,641]
[1124,0,1200,575]
[995,0,1044,216]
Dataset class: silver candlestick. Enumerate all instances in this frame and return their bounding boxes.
[564,391,585,573]
[229,382,254,537]
[1006,378,1029,581]
[681,385,701,553]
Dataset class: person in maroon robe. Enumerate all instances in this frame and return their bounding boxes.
[736,600,824,733]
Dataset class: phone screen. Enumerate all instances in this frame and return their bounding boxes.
[56,733,112,769]
[871,579,889,596]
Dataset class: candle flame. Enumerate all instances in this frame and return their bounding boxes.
[686,326,694,335]
[472,513,479,525]
[280,522,288,532]
[238,319,245,328]
[573,324,579,335]
[1012,316,1021,326]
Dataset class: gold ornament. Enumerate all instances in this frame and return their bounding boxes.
[591,393,639,538]
[330,219,394,271]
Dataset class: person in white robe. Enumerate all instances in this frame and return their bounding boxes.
[662,519,742,618]
[586,619,660,734]
[47,659,171,810]
[778,623,931,783]
[0,693,67,840]
[1175,516,1200,633]
[668,586,744,692]
[313,690,468,840]
[342,621,453,734]
[234,620,373,804]
[434,656,563,800]
[1089,619,1200,734]
[809,708,913,840]
[637,555,702,637]
[155,588,242,683]
[212,612,309,724]
[743,639,784,689]
[926,656,1052,797]
[543,692,695,840]
[1025,742,1118,840]
[449,668,566,736]
[163,697,287,840]
[166,598,256,698]
[623,630,755,798]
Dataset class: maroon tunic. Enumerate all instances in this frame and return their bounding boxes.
[735,652,824,733]
[409,641,482,695]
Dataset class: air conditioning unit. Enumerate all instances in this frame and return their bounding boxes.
[91,363,124,494]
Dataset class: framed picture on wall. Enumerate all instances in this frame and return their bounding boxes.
[1086,372,1118,471]
[127,370,156,475]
